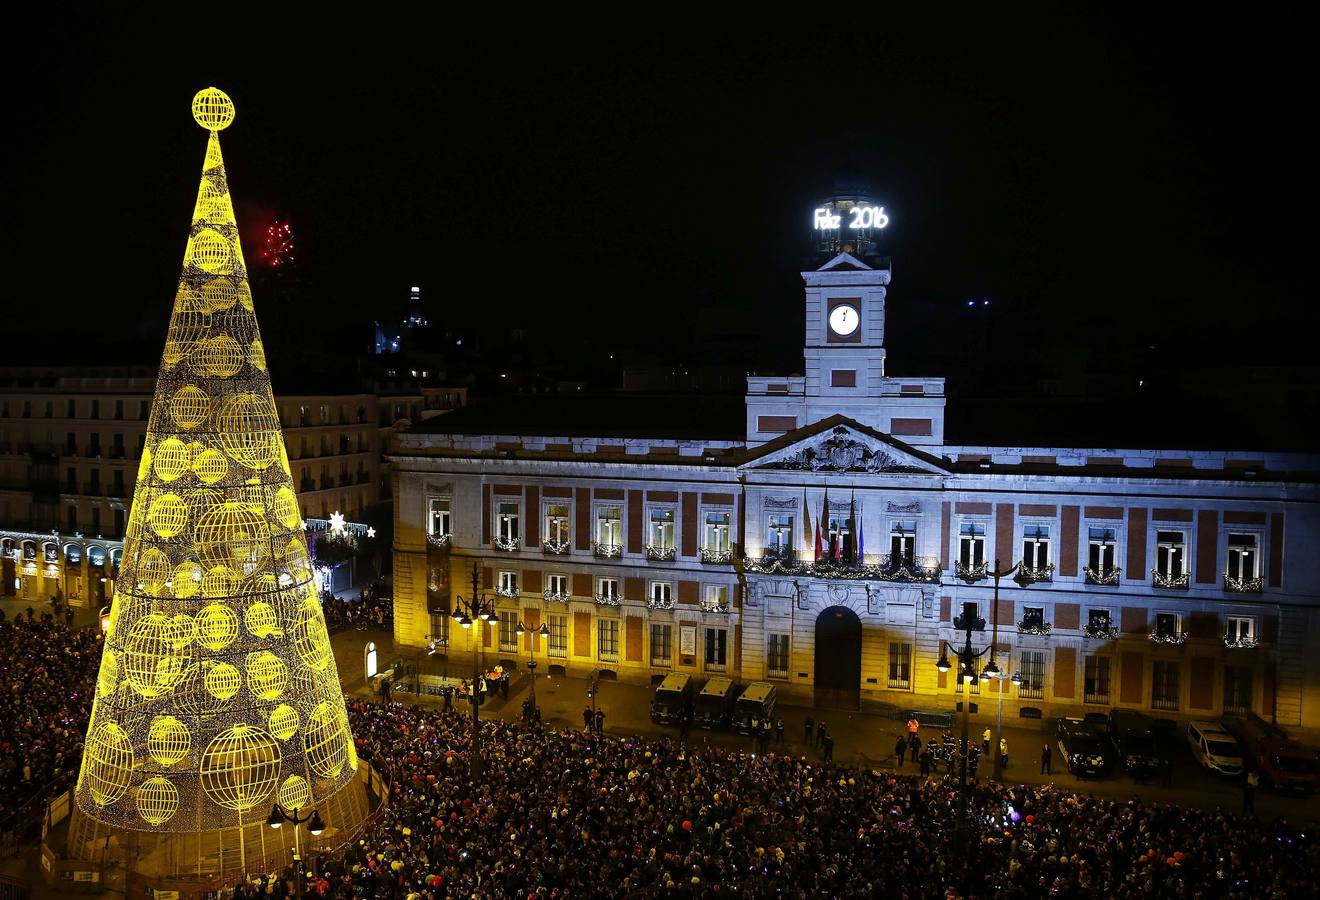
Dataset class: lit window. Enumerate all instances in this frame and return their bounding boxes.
[597,577,620,601]
[545,504,570,544]
[596,506,622,546]
[890,521,916,567]
[1022,525,1050,569]
[1226,533,1258,580]
[497,502,520,543]
[704,627,727,670]
[497,571,518,596]
[598,619,619,661]
[649,581,673,606]
[767,515,794,557]
[1087,527,1117,574]
[1226,615,1255,643]
[435,498,456,533]
[958,522,986,568]
[768,634,790,679]
[545,573,568,598]
[1156,531,1186,578]
[704,511,730,552]
[650,623,672,667]
[649,508,675,549]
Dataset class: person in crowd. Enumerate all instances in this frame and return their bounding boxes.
[895,734,908,768]
[1041,742,1052,775]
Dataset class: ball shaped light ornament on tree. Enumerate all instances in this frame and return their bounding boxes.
[304,702,348,778]
[192,87,236,131]
[147,715,192,766]
[194,501,269,572]
[200,725,282,813]
[134,548,173,595]
[249,338,267,371]
[274,487,301,529]
[192,448,229,484]
[200,565,241,599]
[293,600,332,672]
[153,438,191,482]
[98,650,120,696]
[136,776,181,826]
[267,704,299,740]
[170,613,197,648]
[204,662,242,700]
[123,614,193,698]
[278,775,310,812]
[196,602,240,650]
[202,276,239,312]
[163,290,210,367]
[148,493,189,539]
[244,601,283,639]
[246,651,288,701]
[193,176,233,227]
[172,560,204,599]
[216,394,280,470]
[169,385,211,430]
[187,229,233,275]
[84,722,135,806]
[199,334,245,378]
[174,662,234,719]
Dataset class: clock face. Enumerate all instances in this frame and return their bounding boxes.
[828,304,859,336]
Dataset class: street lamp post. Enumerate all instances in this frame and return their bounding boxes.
[937,557,1029,851]
[515,619,550,719]
[266,805,325,899]
[450,560,496,781]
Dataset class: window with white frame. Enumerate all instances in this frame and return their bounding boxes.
[958,522,986,568]
[767,514,794,557]
[1155,530,1187,579]
[1022,525,1050,569]
[598,619,619,661]
[702,584,729,612]
[596,506,622,546]
[888,642,911,689]
[649,581,673,606]
[649,508,675,549]
[704,511,731,552]
[1226,533,1258,580]
[704,626,727,670]
[498,611,518,653]
[545,504,570,544]
[545,573,568,598]
[890,521,916,567]
[826,512,850,554]
[1154,612,1181,639]
[1020,606,1046,630]
[428,498,451,537]
[1018,649,1045,699]
[1087,527,1117,574]
[1087,608,1113,631]
[497,570,518,596]
[547,614,567,657]
[597,576,620,602]
[650,623,672,667]
[497,501,520,543]
[1226,615,1255,643]
[767,633,790,678]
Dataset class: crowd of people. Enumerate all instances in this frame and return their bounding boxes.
[322,584,393,632]
[228,700,1319,898]
[0,607,100,833]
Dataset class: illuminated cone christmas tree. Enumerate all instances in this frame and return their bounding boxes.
[70,88,368,878]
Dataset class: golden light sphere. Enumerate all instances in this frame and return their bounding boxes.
[244,601,282,639]
[188,229,233,274]
[147,715,192,766]
[169,385,211,430]
[201,565,241,599]
[85,722,135,806]
[274,487,300,529]
[204,662,242,700]
[196,602,240,650]
[193,448,229,484]
[136,776,180,826]
[123,614,193,698]
[304,702,348,778]
[192,87,235,131]
[246,650,288,701]
[200,725,281,812]
[278,775,310,812]
[216,393,280,469]
[268,704,299,740]
[172,561,204,599]
[148,493,188,539]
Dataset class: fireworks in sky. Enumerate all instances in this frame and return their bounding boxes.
[259,219,294,268]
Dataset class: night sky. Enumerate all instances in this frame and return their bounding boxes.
[13,21,1317,436]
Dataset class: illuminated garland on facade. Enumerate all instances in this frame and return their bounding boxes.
[1151,569,1190,590]
[74,89,359,840]
[1223,574,1264,593]
[1149,629,1189,645]
[593,542,622,559]
[1083,565,1122,586]
[492,536,521,552]
[645,545,677,561]
[541,539,570,555]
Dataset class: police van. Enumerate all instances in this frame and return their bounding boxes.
[693,676,737,730]
[731,682,778,735]
[650,673,694,725]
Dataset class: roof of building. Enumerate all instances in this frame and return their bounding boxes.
[406,392,747,441]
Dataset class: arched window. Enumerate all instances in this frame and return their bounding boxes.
[64,543,82,565]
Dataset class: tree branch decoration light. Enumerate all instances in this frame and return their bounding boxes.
[74,88,359,840]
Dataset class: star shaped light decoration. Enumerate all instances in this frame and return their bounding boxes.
[328,511,346,534]
[366,527,376,538]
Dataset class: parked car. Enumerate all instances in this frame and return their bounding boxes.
[650,673,694,725]
[1056,717,1110,778]
[1186,720,1245,776]
[693,676,737,730]
[1224,714,1319,793]
[1107,709,1162,779]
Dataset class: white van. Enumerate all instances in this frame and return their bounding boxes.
[1187,720,1245,776]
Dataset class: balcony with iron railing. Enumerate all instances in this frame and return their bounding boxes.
[699,598,731,614]
[492,536,521,552]
[1151,568,1190,590]
[426,533,451,549]
[1224,573,1264,593]
[594,591,621,607]
[952,610,986,632]
[645,544,676,561]
[1223,633,1259,649]
[593,542,622,559]
[1083,565,1121,586]
[1017,617,1052,637]
[647,595,675,611]
[1082,618,1119,641]
[542,539,571,555]
[1149,628,1188,646]
[1016,563,1053,584]
[494,585,519,598]
[744,551,809,575]
[543,589,571,603]
[699,547,733,564]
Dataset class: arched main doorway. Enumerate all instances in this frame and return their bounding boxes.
[814,606,862,710]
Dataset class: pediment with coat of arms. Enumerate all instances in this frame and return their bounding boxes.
[744,420,949,475]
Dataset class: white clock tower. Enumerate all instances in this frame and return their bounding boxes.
[745,251,946,448]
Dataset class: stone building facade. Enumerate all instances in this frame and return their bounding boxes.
[389,253,1320,728]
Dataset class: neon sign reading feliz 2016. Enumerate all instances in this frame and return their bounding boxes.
[813,205,890,230]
